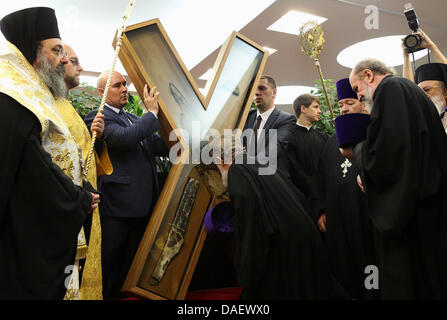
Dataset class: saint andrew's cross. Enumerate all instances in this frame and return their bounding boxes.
[115,19,268,300]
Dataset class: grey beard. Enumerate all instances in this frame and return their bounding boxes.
[430,94,446,115]
[364,87,374,113]
[35,55,67,98]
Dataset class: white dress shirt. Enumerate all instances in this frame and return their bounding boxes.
[256,106,276,139]
[296,121,312,131]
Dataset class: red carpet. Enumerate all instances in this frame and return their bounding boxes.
[185,287,242,300]
[121,287,242,300]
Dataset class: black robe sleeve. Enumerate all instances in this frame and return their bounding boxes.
[0,93,92,299]
[227,164,279,289]
[360,76,445,235]
[227,161,336,299]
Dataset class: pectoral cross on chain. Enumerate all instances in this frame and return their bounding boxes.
[341,159,352,178]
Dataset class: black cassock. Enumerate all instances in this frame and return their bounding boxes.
[313,134,377,299]
[286,125,328,201]
[0,93,92,299]
[355,75,447,299]
[289,124,328,177]
[227,160,336,299]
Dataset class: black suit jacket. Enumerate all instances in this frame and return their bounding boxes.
[85,106,168,218]
[243,107,295,163]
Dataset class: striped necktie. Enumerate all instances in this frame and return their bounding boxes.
[119,109,132,126]
[253,115,262,155]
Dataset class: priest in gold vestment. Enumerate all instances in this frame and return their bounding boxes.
[55,44,113,300]
[0,7,100,299]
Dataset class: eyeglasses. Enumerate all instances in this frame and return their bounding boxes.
[69,58,80,66]
[50,46,67,58]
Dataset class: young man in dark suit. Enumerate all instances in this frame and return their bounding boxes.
[243,75,295,174]
[84,70,168,299]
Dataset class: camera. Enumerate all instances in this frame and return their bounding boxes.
[403,3,423,53]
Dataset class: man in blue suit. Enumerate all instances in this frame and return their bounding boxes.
[243,75,295,174]
[85,70,168,299]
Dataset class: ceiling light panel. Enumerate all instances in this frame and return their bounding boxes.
[275,85,317,105]
[337,35,428,68]
[267,10,327,36]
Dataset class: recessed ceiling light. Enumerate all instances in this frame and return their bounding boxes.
[199,69,213,81]
[164,0,276,69]
[263,46,278,55]
[275,85,317,105]
[267,10,327,36]
[337,35,428,68]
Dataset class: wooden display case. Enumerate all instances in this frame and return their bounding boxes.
[116,18,267,300]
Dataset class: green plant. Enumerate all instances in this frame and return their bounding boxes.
[123,94,145,117]
[310,78,340,136]
[67,84,101,119]
[250,101,257,110]
[68,84,145,118]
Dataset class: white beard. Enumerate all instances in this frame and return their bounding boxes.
[430,94,446,115]
[364,86,374,113]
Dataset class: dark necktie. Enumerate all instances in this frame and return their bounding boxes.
[253,115,262,155]
[253,115,262,133]
[119,109,145,148]
[119,109,133,126]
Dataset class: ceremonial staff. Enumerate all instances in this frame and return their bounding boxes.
[298,21,335,120]
[84,0,136,178]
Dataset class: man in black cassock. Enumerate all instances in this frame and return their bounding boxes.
[286,93,328,199]
[0,7,97,299]
[313,78,377,299]
[211,138,336,300]
[414,63,447,132]
[344,58,447,299]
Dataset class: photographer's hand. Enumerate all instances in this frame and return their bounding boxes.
[415,28,435,50]
[414,28,447,64]
[401,37,414,82]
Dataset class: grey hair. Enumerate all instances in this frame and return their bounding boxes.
[353,58,396,78]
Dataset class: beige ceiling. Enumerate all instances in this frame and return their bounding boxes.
[4,0,443,111]
[190,0,447,110]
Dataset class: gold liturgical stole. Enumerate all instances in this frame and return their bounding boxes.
[55,98,113,300]
[0,42,83,184]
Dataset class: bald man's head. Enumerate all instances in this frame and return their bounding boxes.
[63,44,83,90]
[97,70,128,108]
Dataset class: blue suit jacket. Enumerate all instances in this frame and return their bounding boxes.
[85,106,168,218]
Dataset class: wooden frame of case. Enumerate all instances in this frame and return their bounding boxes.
[115,18,268,300]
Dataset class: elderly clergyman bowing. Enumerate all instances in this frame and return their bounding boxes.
[341,58,447,299]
